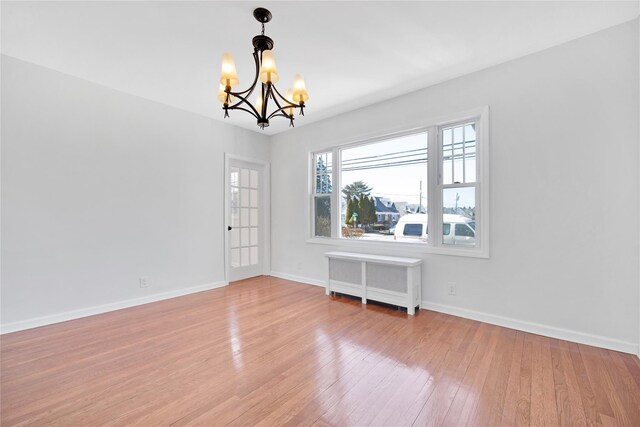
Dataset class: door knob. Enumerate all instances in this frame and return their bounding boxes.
[227,226,232,231]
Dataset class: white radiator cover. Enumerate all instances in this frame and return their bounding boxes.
[329,259,362,285]
[325,252,422,315]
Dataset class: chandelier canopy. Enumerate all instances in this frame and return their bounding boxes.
[218,7,308,129]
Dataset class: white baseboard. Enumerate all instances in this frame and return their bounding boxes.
[269,271,326,288]
[421,300,639,355]
[268,272,638,355]
[8,275,634,356]
[0,281,228,335]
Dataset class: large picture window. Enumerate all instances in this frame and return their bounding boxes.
[310,108,489,257]
[341,132,428,242]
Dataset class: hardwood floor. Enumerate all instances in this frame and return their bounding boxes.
[2,276,639,426]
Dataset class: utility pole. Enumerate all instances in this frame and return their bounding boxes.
[419,180,423,214]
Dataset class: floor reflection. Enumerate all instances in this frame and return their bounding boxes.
[311,317,440,425]
[227,308,244,371]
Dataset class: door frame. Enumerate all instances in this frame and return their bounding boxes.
[224,153,271,283]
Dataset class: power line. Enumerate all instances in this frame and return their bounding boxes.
[342,152,429,167]
[341,152,476,172]
[342,145,475,169]
[342,147,427,163]
[342,158,428,171]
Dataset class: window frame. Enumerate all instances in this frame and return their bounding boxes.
[431,119,481,251]
[308,106,490,258]
[310,151,333,238]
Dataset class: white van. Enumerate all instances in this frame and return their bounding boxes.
[393,214,476,246]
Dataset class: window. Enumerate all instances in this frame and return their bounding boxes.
[312,152,332,237]
[309,107,488,257]
[455,223,475,238]
[403,224,423,236]
[442,223,451,236]
[440,122,477,247]
[340,132,428,241]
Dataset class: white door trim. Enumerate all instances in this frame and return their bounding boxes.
[224,153,271,283]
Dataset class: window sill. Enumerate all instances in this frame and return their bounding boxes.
[305,237,489,259]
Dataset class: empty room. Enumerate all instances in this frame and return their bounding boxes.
[1,1,639,425]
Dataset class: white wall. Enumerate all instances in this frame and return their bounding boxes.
[1,55,269,331]
[270,20,640,353]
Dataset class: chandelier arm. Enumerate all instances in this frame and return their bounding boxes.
[270,113,294,120]
[266,86,300,120]
[227,105,260,120]
[261,83,270,118]
[270,84,301,108]
[267,104,298,121]
[267,83,284,110]
[225,91,261,118]
[228,50,261,98]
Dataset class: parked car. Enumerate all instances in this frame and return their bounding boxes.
[393,214,475,246]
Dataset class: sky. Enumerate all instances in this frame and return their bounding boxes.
[341,132,428,205]
[340,129,476,209]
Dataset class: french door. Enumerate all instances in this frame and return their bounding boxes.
[225,156,268,282]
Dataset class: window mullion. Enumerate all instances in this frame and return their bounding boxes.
[442,182,475,189]
[427,126,440,248]
[332,147,340,239]
[462,125,466,183]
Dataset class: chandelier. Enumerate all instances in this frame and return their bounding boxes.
[217,7,309,129]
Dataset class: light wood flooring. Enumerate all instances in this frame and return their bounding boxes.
[2,276,640,426]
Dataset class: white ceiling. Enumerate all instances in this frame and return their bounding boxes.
[2,1,638,135]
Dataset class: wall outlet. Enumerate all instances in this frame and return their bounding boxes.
[448,282,456,296]
[139,277,149,288]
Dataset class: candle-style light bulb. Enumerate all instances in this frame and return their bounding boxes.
[292,74,309,103]
[259,50,279,84]
[219,53,239,87]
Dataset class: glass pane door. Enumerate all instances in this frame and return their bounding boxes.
[228,159,263,281]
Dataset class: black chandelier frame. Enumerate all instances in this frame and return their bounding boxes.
[221,8,305,129]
